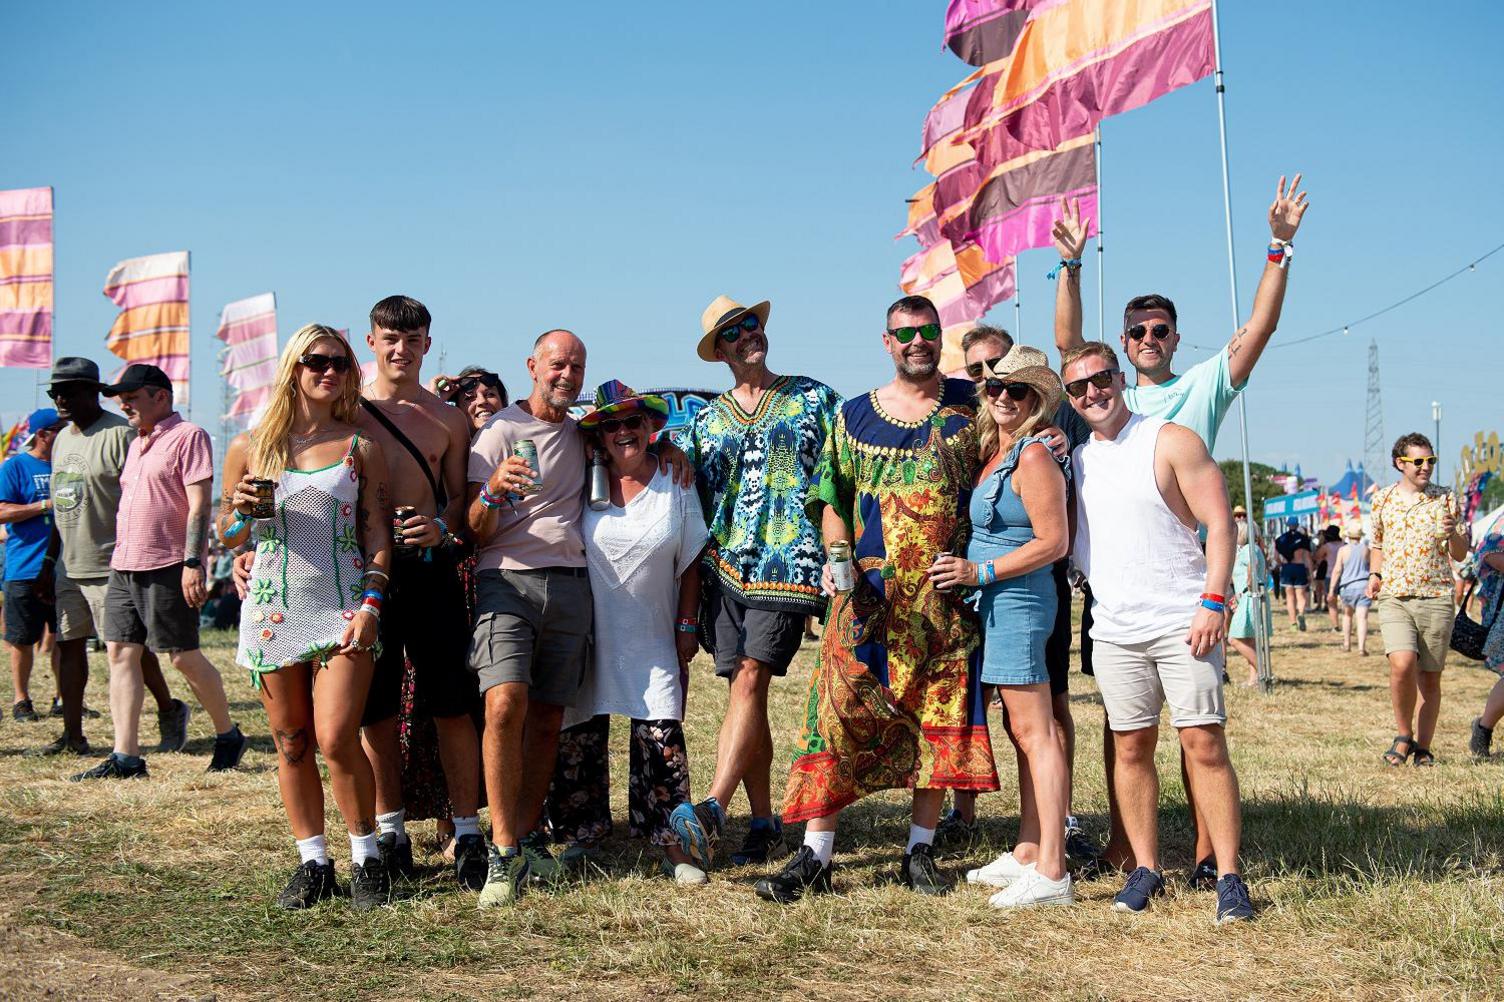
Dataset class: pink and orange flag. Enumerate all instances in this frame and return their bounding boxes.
[103,251,191,404]
[215,293,277,425]
[0,187,55,369]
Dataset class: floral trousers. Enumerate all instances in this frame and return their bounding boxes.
[543,715,692,848]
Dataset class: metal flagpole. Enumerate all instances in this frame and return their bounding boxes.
[1013,279,1022,343]
[1210,0,1273,691]
[1094,125,1105,340]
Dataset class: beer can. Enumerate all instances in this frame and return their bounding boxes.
[393,504,417,557]
[828,540,856,592]
[249,478,277,520]
[513,439,541,495]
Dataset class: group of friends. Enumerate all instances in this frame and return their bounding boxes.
[18,171,1491,925]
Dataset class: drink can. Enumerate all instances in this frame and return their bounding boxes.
[513,439,541,495]
[393,504,417,557]
[249,478,277,520]
[828,540,856,592]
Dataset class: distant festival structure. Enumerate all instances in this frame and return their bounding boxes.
[571,387,717,442]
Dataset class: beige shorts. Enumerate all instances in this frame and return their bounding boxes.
[55,573,110,643]
[1092,631,1227,732]
[1377,595,1453,672]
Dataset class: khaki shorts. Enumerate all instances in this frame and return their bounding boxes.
[1091,631,1227,731]
[1377,595,1453,672]
[56,573,111,643]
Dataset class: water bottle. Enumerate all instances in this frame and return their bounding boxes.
[588,449,611,511]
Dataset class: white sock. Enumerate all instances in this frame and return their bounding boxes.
[452,815,481,840]
[295,834,328,866]
[803,830,836,867]
[349,831,381,866]
[376,808,408,845]
[907,824,936,853]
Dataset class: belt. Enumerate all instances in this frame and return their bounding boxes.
[503,565,588,578]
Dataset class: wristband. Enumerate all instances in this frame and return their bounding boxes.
[1046,258,1083,280]
[360,588,384,603]
[433,516,448,537]
[1200,598,1226,612]
[220,511,250,544]
[1200,592,1227,604]
[479,486,508,510]
[676,622,698,634]
[1267,240,1292,269]
[357,604,381,620]
[977,561,998,586]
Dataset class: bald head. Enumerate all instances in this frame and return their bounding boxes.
[533,328,586,360]
[527,328,587,415]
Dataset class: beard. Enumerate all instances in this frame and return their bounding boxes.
[896,350,938,378]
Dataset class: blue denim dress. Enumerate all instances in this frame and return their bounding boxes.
[966,434,1061,686]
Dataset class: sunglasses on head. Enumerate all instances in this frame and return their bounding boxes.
[1125,323,1173,342]
[887,323,942,344]
[299,352,352,374]
[718,315,761,343]
[598,414,647,434]
[965,355,1005,381]
[1397,455,1438,468]
[983,379,1032,401]
[1063,368,1120,398]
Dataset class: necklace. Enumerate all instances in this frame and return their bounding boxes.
[290,429,323,449]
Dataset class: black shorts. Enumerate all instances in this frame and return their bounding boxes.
[1079,579,1095,677]
[708,585,806,679]
[363,548,477,726]
[3,579,55,646]
[1044,560,1071,696]
[103,565,200,653]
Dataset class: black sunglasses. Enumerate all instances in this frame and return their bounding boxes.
[718,315,761,343]
[965,355,1005,381]
[299,352,353,374]
[887,323,942,344]
[1125,323,1173,342]
[456,373,502,396]
[598,414,647,434]
[983,379,1032,401]
[1063,368,1120,399]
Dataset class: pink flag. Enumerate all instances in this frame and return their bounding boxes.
[0,187,54,369]
[215,293,277,424]
[103,251,191,403]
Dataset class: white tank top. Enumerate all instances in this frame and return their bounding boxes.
[1072,413,1207,643]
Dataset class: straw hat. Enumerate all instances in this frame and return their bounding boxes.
[577,379,670,432]
[982,345,1063,417]
[1343,521,1363,540]
[697,295,771,363]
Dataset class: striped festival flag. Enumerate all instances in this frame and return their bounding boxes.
[103,251,191,404]
[0,186,55,368]
[215,292,277,426]
[944,0,1044,67]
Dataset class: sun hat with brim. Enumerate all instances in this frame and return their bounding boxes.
[1344,522,1363,539]
[1233,504,1248,516]
[697,295,771,363]
[577,379,670,431]
[982,345,1063,417]
[47,356,104,390]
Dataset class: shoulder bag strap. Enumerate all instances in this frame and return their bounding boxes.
[359,399,445,510]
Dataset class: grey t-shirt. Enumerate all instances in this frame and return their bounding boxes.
[50,412,133,578]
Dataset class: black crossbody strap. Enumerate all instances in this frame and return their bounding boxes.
[359,399,446,510]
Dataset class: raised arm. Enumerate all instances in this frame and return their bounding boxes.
[1226,173,1310,386]
[1051,195,1090,355]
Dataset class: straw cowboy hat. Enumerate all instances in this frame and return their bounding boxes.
[981,345,1063,417]
[697,295,771,363]
[577,379,670,432]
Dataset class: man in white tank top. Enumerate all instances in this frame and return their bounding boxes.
[1061,342,1252,925]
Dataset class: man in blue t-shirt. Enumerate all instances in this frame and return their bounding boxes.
[0,408,67,721]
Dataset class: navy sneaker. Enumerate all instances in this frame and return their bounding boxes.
[731,817,788,866]
[1188,857,1218,891]
[1215,873,1254,925]
[934,808,977,852]
[1112,866,1165,913]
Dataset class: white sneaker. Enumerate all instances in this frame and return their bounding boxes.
[988,865,1074,908]
[966,851,1026,888]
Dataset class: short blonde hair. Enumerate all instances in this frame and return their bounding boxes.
[1060,341,1120,377]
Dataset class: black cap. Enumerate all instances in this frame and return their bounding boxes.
[47,356,104,390]
[101,363,172,397]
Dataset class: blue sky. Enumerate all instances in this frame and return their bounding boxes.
[5,1,1501,485]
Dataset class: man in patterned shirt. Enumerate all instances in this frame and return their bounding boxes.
[677,295,841,866]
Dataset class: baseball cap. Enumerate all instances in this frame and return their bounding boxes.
[1285,517,1299,527]
[24,407,62,442]
[101,364,172,397]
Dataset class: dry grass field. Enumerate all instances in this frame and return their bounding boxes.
[0,616,1501,1001]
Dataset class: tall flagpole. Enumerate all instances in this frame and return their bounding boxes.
[1094,125,1105,340]
[1210,0,1272,691]
[1013,277,1022,343]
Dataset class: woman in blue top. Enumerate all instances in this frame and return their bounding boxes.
[932,346,1071,909]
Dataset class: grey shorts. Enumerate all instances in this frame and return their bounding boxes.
[103,565,200,654]
[469,568,591,706]
[709,589,806,679]
[1092,631,1226,732]
[56,573,110,643]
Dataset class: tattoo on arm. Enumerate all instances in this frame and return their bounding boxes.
[185,509,209,562]
[1228,327,1247,357]
[273,727,310,765]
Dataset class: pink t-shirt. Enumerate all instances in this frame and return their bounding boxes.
[468,403,586,571]
[111,412,215,572]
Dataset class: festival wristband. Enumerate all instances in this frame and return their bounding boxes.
[433,516,448,537]
[1200,598,1226,612]
[1267,240,1292,269]
[220,511,250,544]
[1046,258,1083,280]
[479,486,508,510]
[1200,593,1227,604]
[676,622,698,634]
[357,604,381,620]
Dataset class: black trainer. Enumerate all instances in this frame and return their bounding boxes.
[454,833,488,891]
[1188,857,1218,891]
[755,845,833,904]
[33,733,91,757]
[1065,819,1103,874]
[12,699,38,722]
[934,808,977,852]
[900,842,950,896]
[70,754,148,782]
[157,699,191,753]
[276,861,337,910]
[206,725,247,772]
[730,819,789,866]
[48,697,64,718]
[350,858,391,910]
[1470,717,1494,759]
[378,832,416,880]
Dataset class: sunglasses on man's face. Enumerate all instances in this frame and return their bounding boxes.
[718,315,762,343]
[598,414,647,434]
[887,323,942,344]
[965,355,1005,381]
[1125,323,1173,342]
[983,379,1032,401]
[299,353,353,374]
[1063,368,1120,399]
[1397,455,1438,469]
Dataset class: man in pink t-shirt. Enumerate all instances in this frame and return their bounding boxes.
[70,364,244,782]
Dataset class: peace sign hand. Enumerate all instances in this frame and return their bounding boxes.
[1269,173,1309,242]
[1051,195,1091,263]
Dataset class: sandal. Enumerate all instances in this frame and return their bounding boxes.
[1412,746,1435,768]
[1382,735,1414,767]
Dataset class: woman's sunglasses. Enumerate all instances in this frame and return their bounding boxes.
[598,414,647,434]
[718,315,761,343]
[888,323,942,344]
[455,373,502,396]
[1125,323,1173,342]
[1063,368,1120,398]
[984,380,1032,401]
[965,355,1005,381]
[1396,456,1438,469]
[299,353,352,374]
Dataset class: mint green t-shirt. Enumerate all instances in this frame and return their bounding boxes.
[1122,348,1246,451]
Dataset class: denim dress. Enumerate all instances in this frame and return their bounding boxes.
[966,434,1062,687]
